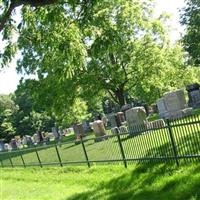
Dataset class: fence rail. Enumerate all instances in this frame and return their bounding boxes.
[1,114,200,168]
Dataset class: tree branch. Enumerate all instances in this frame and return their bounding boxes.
[0,0,64,32]
[0,2,18,32]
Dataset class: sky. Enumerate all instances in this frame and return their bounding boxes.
[0,0,186,95]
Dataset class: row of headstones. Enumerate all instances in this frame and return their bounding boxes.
[0,130,62,151]
[156,86,200,119]
[76,86,199,140]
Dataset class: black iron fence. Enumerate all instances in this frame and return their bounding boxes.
[1,114,200,168]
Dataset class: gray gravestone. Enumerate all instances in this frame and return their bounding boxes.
[186,84,200,109]
[107,113,118,128]
[0,140,4,151]
[125,107,147,134]
[157,89,192,119]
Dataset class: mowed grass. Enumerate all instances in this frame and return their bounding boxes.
[1,163,200,200]
[1,114,200,167]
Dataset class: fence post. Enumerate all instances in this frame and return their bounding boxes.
[34,146,42,168]
[8,151,14,168]
[166,119,179,167]
[20,151,26,168]
[55,144,63,167]
[80,136,90,168]
[116,128,127,168]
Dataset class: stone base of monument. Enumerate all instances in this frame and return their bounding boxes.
[148,119,165,129]
[111,127,119,134]
[165,108,193,119]
[75,134,81,145]
[94,135,109,142]
[128,123,148,135]
[119,126,128,133]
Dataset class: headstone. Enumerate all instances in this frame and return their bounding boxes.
[22,136,27,146]
[125,107,147,134]
[47,132,55,141]
[111,127,119,135]
[82,121,91,133]
[73,124,85,136]
[92,120,108,142]
[32,133,40,143]
[26,136,33,144]
[163,89,186,112]
[157,98,169,118]
[10,139,17,149]
[4,143,9,151]
[157,89,192,119]
[116,112,125,126]
[0,140,4,151]
[52,127,60,140]
[101,116,108,127]
[121,104,132,113]
[119,126,128,133]
[107,113,118,128]
[148,119,165,129]
[186,84,200,108]
[38,132,44,143]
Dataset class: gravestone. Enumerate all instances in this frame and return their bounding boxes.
[26,135,33,146]
[157,89,192,119]
[107,112,125,128]
[116,112,125,126]
[157,98,168,118]
[125,107,147,134]
[148,119,165,129]
[121,104,132,113]
[119,126,128,134]
[92,120,107,142]
[10,139,17,149]
[107,113,118,128]
[111,127,119,135]
[73,124,85,136]
[82,121,91,133]
[186,84,200,109]
[4,143,9,151]
[102,116,108,127]
[52,127,60,140]
[32,133,39,143]
[0,140,4,151]
[73,123,85,144]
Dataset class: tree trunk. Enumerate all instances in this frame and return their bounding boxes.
[115,88,125,107]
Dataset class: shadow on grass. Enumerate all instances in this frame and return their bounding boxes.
[67,163,200,200]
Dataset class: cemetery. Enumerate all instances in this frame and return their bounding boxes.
[1,87,200,169]
[1,0,200,199]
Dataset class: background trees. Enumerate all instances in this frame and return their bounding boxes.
[181,0,200,65]
[1,0,200,141]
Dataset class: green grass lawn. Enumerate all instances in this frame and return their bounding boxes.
[1,163,200,200]
[1,114,200,167]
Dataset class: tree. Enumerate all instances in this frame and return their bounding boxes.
[0,0,96,67]
[78,0,197,105]
[13,0,199,114]
[0,94,17,141]
[13,80,56,135]
[181,0,200,65]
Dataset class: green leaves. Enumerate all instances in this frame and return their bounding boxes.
[181,0,200,65]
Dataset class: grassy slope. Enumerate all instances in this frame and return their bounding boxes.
[1,115,200,167]
[1,163,200,200]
